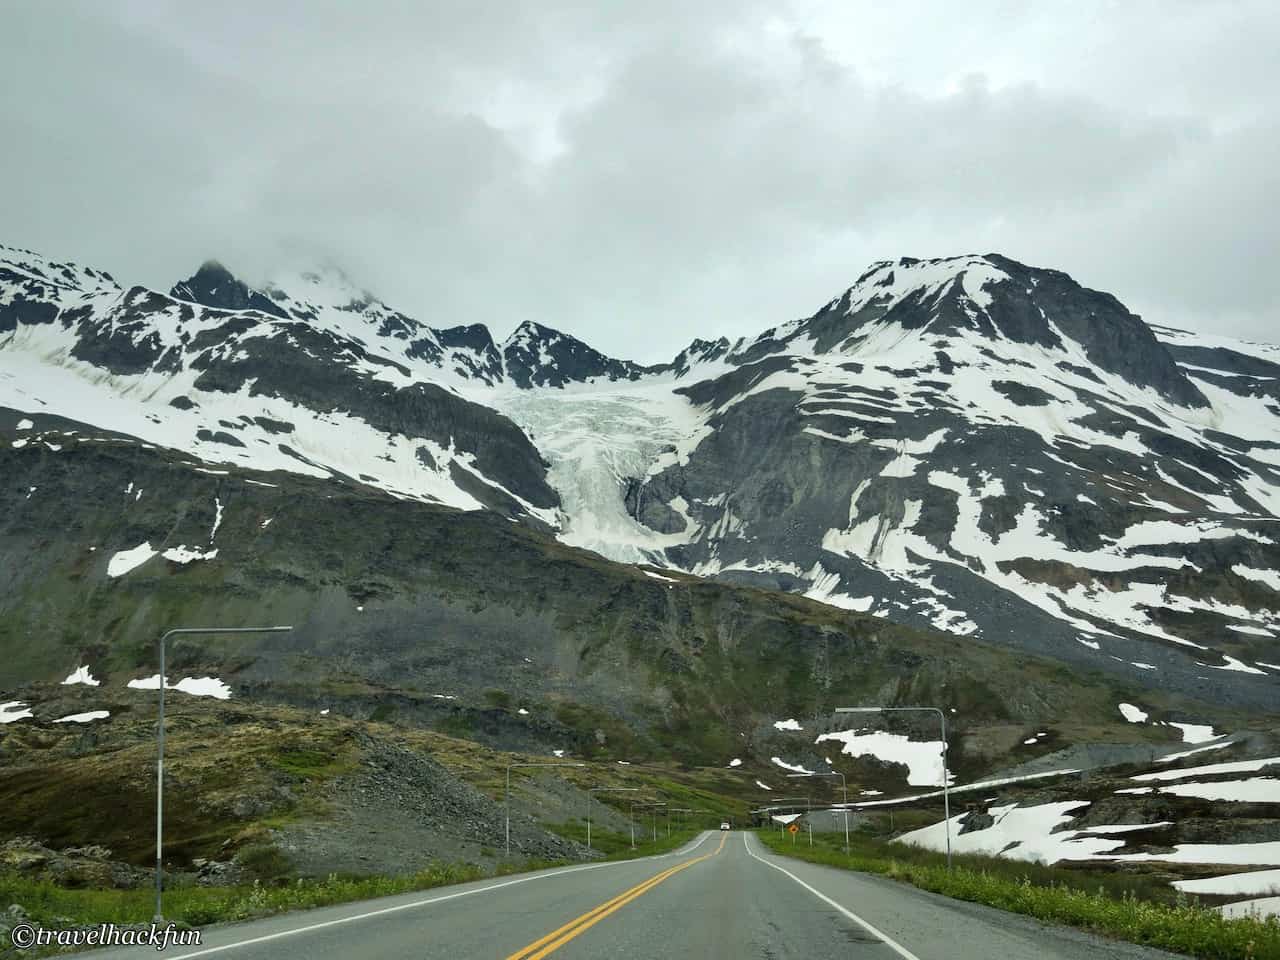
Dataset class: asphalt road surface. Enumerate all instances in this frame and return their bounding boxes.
[71,832,1187,960]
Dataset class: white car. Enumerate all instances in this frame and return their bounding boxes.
[719,821,731,830]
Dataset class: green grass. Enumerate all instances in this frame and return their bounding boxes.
[0,820,706,936]
[269,748,353,780]
[759,832,1280,960]
[0,862,485,930]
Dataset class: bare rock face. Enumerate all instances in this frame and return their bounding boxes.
[958,807,996,835]
[171,261,289,319]
[0,837,148,889]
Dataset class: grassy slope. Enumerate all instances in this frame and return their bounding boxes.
[0,697,745,868]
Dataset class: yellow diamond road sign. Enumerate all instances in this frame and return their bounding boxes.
[788,823,799,834]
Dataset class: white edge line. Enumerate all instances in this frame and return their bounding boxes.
[743,832,923,960]
[158,831,713,960]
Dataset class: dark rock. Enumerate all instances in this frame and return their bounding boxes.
[170,261,288,319]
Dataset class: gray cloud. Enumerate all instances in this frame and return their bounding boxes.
[2,1,1276,360]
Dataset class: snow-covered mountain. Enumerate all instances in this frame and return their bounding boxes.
[3,243,1277,707]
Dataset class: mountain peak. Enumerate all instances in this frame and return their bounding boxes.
[170,261,287,319]
[807,253,1209,408]
[502,319,561,349]
[501,320,655,389]
[841,254,1012,313]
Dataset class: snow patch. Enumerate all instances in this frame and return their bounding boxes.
[900,801,1130,864]
[1154,778,1280,803]
[1197,655,1267,676]
[771,756,814,774]
[126,675,233,699]
[1173,868,1280,896]
[815,729,950,787]
[53,710,110,724]
[1133,756,1280,783]
[161,545,219,564]
[642,569,680,583]
[0,701,33,724]
[1111,841,1280,866]
[61,666,100,687]
[1158,740,1234,763]
[1232,565,1280,592]
[1168,721,1219,744]
[107,541,157,577]
[1118,703,1148,723]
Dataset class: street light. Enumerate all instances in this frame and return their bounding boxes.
[670,807,694,837]
[628,797,655,848]
[837,705,953,869]
[153,625,293,921]
[636,801,667,843]
[587,787,638,851]
[505,761,586,857]
[788,770,850,853]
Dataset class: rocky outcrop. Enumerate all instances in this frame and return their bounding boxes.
[0,837,148,889]
[171,261,288,319]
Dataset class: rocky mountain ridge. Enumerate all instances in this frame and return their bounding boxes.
[2,242,1277,710]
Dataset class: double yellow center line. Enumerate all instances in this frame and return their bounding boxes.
[505,832,727,960]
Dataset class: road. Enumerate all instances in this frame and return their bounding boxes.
[72,832,1185,959]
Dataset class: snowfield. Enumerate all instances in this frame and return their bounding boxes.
[902,799,1280,868]
[815,728,950,787]
[1173,867,1280,896]
[899,801,1141,863]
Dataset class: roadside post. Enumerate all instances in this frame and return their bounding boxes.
[152,625,293,922]
[787,770,850,853]
[837,705,953,869]
[587,786,638,852]
[628,797,658,849]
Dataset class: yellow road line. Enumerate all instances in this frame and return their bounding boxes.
[506,833,727,960]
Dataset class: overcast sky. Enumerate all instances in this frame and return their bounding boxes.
[3,1,1277,361]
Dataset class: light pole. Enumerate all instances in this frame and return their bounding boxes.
[505,761,586,857]
[628,798,657,849]
[153,625,293,921]
[837,705,952,869]
[670,807,694,837]
[587,787,638,851]
[636,801,667,842]
[788,770,850,853]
